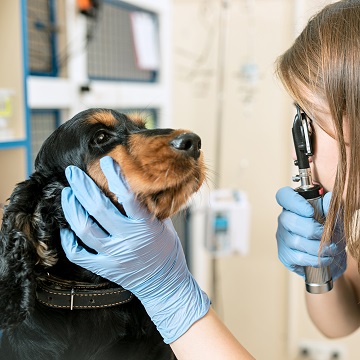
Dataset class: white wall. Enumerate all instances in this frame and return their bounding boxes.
[172,1,293,358]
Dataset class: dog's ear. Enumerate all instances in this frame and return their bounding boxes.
[0,175,58,328]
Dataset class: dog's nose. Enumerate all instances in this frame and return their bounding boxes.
[170,133,202,159]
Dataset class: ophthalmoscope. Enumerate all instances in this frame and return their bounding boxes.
[292,104,333,294]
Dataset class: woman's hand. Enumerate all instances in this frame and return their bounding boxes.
[60,156,210,344]
[276,186,346,281]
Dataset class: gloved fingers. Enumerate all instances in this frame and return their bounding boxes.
[60,228,121,282]
[100,156,149,220]
[61,187,107,237]
[65,165,117,215]
[321,191,346,247]
[64,166,132,232]
[99,156,130,198]
[319,242,340,257]
[330,253,347,281]
[278,209,324,239]
[322,192,332,216]
[276,224,323,256]
[60,228,106,263]
[322,192,346,239]
[61,186,125,247]
[278,243,333,268]
[276,187,314,217]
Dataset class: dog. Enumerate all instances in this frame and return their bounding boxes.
[0,108,205,360]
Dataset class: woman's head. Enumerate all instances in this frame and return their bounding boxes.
[276,0,360,261]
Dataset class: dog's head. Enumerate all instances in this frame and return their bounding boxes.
[36,108,205,219]
[0,108,205,328]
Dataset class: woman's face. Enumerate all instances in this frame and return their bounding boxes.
[309,116,338,193]
[293,101,349,195]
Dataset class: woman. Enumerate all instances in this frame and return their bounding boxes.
[275,0,360,338]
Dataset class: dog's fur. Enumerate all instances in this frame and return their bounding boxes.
[0,108,205,360]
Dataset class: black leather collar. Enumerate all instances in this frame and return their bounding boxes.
[36,274,133,310]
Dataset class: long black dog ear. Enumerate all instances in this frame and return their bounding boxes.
[0,175,57,328]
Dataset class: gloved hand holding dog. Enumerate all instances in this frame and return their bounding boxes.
[60,156,210,344]
[276,186,347,281]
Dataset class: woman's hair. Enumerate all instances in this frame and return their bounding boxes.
[275,1,360,266]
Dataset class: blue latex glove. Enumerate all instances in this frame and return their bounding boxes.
[276,186,346,281]
[60,156,210,344]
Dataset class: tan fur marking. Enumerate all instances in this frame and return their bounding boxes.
[21,221,57,267]
[86,110,118,127]
[126,112,146,127]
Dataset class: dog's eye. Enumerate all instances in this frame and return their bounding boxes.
[94,132,111,144]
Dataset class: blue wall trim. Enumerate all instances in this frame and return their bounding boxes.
[21,0,32,177]
[0,141,27,150]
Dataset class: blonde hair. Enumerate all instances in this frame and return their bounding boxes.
[276,1,360,264]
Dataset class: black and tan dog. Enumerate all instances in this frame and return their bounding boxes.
[0,108,205,360]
